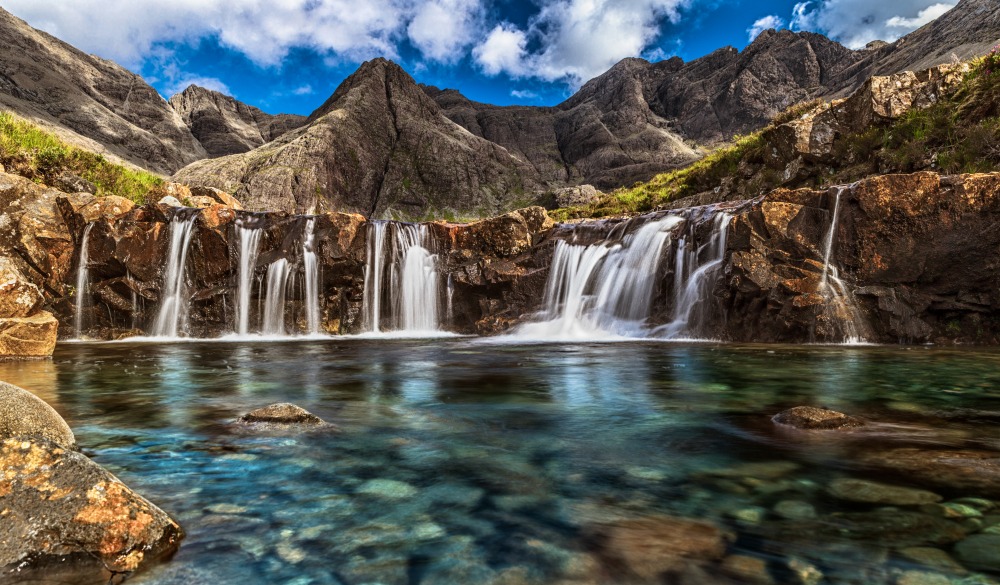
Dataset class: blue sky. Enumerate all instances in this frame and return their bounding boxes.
[5,0,956,115]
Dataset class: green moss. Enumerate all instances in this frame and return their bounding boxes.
[0,110,165,204]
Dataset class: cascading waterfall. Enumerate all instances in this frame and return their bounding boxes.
[516,215,685,339]
[235,223,263,336]
[817,187,867,343]
[303,218,321,335]
[657,213,732,339]
[361,222,441,333]
[152,214,198,337]
[73,223,94,339]
[262,259,292,335]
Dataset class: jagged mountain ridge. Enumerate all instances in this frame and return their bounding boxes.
[168,85,307,158]
[173,59,539,217]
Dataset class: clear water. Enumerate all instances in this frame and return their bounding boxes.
[4,341,1000,584]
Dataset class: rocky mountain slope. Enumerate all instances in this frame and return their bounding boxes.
[169,85,306,158]
[173,59,540,217]
[0,8,207,174]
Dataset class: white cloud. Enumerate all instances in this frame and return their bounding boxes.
[473,0,691,87]
[292,84,315,95]
[165,75,232,97]
[473,24,529,76]
[407,0,485,63]
[511,89,539,99]
[2,0,485,70]
[747,15,785,43]
[789,0,957,49]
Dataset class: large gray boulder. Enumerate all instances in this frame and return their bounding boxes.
[0,381,74,447]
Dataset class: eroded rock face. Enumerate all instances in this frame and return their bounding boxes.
[0,437,184,583]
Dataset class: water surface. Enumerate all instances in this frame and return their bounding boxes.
[4,341,1000,584]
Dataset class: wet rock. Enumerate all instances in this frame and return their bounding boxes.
[774,500,817,521]
[896,570,951,585]
[356,479,419,500]
[772,406,864,429]
[0,437,184,582]
[827,478,942,506]
[787,557,823,585]
[858,449,1000,497]
[722,555,774,584]
[954,534,1000,572]
[587,515,731,580]
[0,381,74,447]
[921,502,983,519]
[776,511,966,547]
[237,403,326,425]
[897,547,967,575]
[706,460,800,480]
[158,195,184,207]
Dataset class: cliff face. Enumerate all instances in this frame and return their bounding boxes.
[173,59,542,218]
[0,8,206,174]
[168,85,306,158]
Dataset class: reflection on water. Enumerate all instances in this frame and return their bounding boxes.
[4,341,1000,584]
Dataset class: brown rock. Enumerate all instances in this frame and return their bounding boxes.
[238,403,326,425]
[189,185,243,209]
[772,406,864,429]
[827,478,942,506]
[0,381,74,447]
[858,448,1000,497]
[722,555,774,584]
[0,437,183,582]
[0,255,43,318]
[588,515,730,580]
[0,311,58,358]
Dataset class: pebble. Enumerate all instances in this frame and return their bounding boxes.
[787,557,823,585]
[896,570,952,585]
[205,503,248,515]
[356,479,419,499]
[827,478,942,506]
[722,555,774,584]
[897,547,967,575]
[955,534,1000,572]
[276,541,307,564]
[773,500,817,521]
[730,506,767,524]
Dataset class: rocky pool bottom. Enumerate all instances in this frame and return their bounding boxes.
[4,340,1000,585]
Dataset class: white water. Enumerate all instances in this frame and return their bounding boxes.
[235,224,263,336]
[362,222,441,334]
[73,223,94,339]
[516,215,686,340]
[303,218,321,334]
[657,213,732,339]
[151,215,197,337]
[817,187,868,343]
[262,259,292,336]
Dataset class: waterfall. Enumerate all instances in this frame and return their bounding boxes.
[262,259,292,335]
[361,222,441,333]
[657,213,732,339]
[73,223,94,339]
[152,214,198,337]
[363,221,388,332]
[817,187,867,343]
[235,223,263,336]
[516,215,684,339]
[303,218,321,334]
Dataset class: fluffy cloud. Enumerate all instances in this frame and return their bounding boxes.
[790,0,957,49]
[2,0,484,69]
[747,15,785,42]
[473,0,691,87]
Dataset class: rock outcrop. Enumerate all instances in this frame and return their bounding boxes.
[0,8,206,174]
[173,59,542,218]
[0,382,183,583]
[169,85,306,158]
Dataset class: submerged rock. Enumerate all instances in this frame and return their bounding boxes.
[0,381,74,447]
[827,478,942,506]
[587,515,731,580]
[0,437,184,583]
[237,403,327,426]
[858,448,1000,497]
[772,406,864,430]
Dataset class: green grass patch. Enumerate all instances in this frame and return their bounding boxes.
[0,110,165,204]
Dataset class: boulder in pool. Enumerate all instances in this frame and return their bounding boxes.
[0,380,75,447]
[0,437,184,583]
[772,406,864,430]
[237,403,333,428]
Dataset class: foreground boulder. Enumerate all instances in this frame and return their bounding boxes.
[0,381,74,447]
[0,382,183,583]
